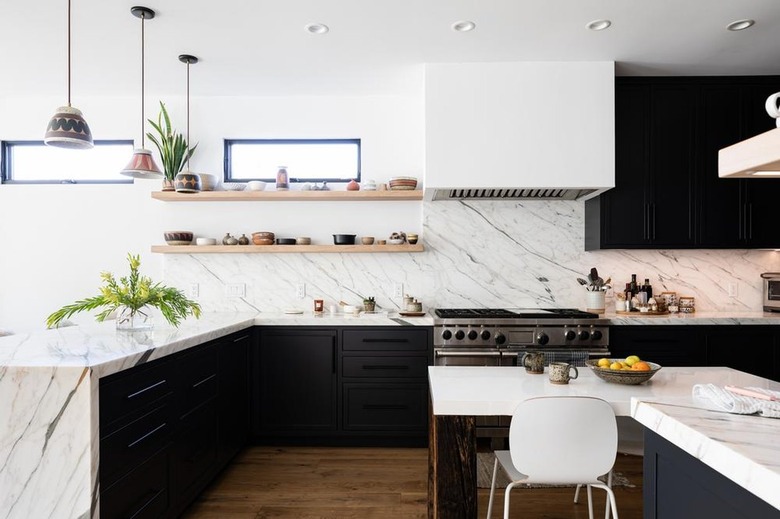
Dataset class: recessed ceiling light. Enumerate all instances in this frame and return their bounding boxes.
[586,19,612,31]
[305,23,329,34]
[726,19,755,31]
[451,20,476,32]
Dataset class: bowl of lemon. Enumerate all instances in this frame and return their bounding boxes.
[586,356,662,385]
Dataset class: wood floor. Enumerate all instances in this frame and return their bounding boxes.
[182,446,644,519]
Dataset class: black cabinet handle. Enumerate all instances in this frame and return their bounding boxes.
[643,204,649,240]
[127,423,167,448]
[233,334,250,343]
[362,365,409,370]
[747,203,753,240]
[332,343,336,374]
[651,203,656,240]
[363,404,408,410]
[128,488,165,519]
[742,203,748,241]
[192,373,217,389]
[126,379,166,399]
[362,338,410,343]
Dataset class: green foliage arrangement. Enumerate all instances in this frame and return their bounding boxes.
[46,253,201,329]
[146,101,197,180]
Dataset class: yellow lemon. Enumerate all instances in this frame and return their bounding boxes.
[597,358,611,368]
[609,362,623,370]
[625,355,641,366]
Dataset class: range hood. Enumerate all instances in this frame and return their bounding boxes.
[719,92,780,178]
[424,62,615,202]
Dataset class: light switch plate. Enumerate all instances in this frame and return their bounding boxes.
[226,283,246,297]
[393,282,404,299]
[296,283,306,299]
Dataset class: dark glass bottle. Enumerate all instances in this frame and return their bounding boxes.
[629,274,638,296]
[644,278,653,299]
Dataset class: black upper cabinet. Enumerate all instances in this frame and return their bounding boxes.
[586,76,780,250]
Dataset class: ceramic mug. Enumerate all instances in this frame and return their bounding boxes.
[521,352,545,374]
[548,362,578,385]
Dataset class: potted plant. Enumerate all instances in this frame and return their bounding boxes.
[46,253,201,330]
[146,101,197,191]
[363,296,376,312]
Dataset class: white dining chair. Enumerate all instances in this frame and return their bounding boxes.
[486,396,619,519]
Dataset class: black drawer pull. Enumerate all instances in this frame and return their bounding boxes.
[127,423,167,449]
[126,380,167,399]
[128,488,165,519]
[363,404,409,410]
[233,334,250,343]
[363,365,409,370]
[192,373,217,389]
[362,338,410,343]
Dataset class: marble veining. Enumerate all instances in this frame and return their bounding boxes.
[163,200,780,315]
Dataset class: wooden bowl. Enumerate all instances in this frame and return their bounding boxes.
[585,360,662,385]
[164,231,193,245]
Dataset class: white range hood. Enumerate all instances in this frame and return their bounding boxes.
[719,93,780,178]
[424,62,615,201]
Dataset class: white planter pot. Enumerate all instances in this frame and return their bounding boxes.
[585,291,606,313]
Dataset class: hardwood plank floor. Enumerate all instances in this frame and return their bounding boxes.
[182,447,643,519]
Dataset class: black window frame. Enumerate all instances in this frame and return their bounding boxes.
[1,140,134,184]
[223,138,362,184]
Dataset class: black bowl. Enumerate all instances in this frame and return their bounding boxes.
[276,238,296,245]
[333,234,356,245]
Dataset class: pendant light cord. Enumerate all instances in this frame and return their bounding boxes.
[186,60,191,169]
[140,12,146,149]
[67,0,72,107]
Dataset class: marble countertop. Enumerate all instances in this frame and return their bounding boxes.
[603,310,780,325]
[632,396,780,510]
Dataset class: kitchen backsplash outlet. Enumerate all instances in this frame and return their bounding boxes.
[163,201,780,314]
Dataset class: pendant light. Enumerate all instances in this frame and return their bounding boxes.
[172,53,202,192]
[44,0,93,149]
[121,6,163,178]
[180,54,198,172]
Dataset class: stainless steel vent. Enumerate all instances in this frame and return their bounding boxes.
[430,188,597,201]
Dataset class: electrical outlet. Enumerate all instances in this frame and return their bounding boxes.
[728,282,738,298]
[296,282,306,299]
[393,282,404,299]
[226,283,246,297]
[188,283,199,298]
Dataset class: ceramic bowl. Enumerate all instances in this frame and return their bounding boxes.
[198,173,218,191]
[276,238,296,245]
[361,236,375,245]
[388,176,418,191]
[252,231,275,240]
[164,231,193,245]
[252,238,274,245]
[342,305,360,315]
[223,182,247,191]
[195,237,217,246]
[585,360,662,385]
[387,238,404,245]
[407,233,419,245]
[333,234,356,245]
[296,237,312,245]
[247,180,266,191]
[174,172,201,193]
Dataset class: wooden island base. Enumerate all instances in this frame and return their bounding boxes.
[428,409,477,519]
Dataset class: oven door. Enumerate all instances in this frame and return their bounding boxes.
[433,349,510,366]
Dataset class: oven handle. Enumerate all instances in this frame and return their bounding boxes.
[434,350,502,357]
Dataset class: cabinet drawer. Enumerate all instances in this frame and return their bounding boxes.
[342,329,429,352]
[101,446,169,519]
[178,345,219,417]
[171,401,218,500]
[343,384,427,431]
[101,401,172,487]
[342,356,428,378]
[100,359,173,430]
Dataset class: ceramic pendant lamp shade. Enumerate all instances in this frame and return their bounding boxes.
[121,6,163,178]
[44,0,93,149]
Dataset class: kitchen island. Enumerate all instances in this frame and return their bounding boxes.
[427,366,780,519]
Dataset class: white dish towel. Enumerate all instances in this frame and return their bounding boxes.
[692,384,780,419]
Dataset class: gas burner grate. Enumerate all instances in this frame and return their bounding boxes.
[434,308,518,319]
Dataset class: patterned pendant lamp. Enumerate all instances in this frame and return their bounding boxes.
[121,6,163,178]
[44,0,94,149]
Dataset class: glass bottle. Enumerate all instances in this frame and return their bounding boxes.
[644,278,653,299]
[629,274,638,296]
[276,166,289,191]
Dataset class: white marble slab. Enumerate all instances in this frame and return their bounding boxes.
[604,310,780,325]
[632,397,780,511]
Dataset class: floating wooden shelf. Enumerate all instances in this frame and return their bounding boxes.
[151,190,423,202]
[151,243,425,254]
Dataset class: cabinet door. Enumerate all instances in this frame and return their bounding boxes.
[218,331,250,465]
[610,326,705,366]
[647,84,697,247]
[253,328,337,434]
[705,327,777,380]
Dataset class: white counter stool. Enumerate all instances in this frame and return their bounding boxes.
[486,396,619,519]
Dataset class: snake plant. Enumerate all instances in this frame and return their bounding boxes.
[146,101,197,180]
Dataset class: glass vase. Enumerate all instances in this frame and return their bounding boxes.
[116,305,153,331]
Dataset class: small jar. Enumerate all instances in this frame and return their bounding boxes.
[276,166,289,191]
[238,234,250,245]
[222,233,233,245]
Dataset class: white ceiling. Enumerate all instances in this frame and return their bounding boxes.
[4,0,780,98]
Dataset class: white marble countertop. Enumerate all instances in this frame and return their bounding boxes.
[632,396,780,510]
[603,310,780,325]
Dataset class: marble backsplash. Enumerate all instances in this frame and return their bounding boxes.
[163,200,780,314]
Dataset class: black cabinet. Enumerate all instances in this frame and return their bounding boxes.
[609,326,705,367]
[217,331,251,466]
[703,327,777,380]
[253,328,338,437]
[586,76,780,250]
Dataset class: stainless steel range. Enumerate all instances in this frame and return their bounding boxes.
[433,307,610,440]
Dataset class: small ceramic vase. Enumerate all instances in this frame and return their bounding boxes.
[347,180,360,191]
[162,179,175,192]
[238,234,250,245]
[222,233,233,245]
[174,171,201,193]
[226,235,239,246]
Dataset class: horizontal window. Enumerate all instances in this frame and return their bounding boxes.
[224,139,361,183]
[1,140,134,184]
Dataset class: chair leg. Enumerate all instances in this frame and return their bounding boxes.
[587,484,595,519]
[574,484,582,503]
[503,482,520,519]
[486,457,499,519]
[605,471,613,519]
[591,483,619,519]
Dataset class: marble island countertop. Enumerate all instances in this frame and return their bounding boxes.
[602,309,780,325]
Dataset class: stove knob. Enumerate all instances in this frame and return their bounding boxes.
[565,330,576,341]
[591,330,603,340]
[467,330,478,340]
[481,330,491,341]
[455,330,465,340]
[495,333,506,345]
[579,330,590,340]
[536,332,549,345]
[441,329,452,341]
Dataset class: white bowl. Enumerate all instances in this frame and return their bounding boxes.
[195,237,217,246]
[342,305,360,315]
[199,173,218,191]
[387,238,405,245]
[247,180,266,191]
[223,182,246,191]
